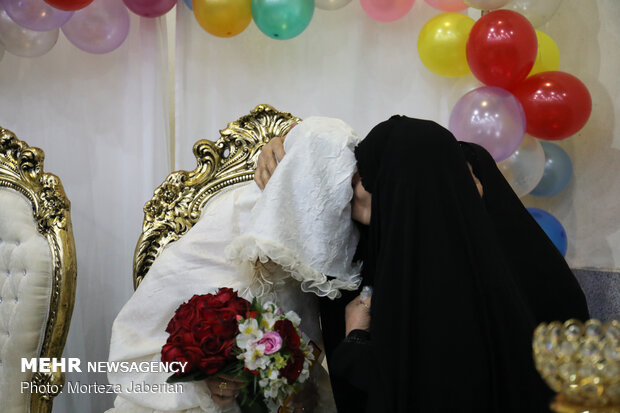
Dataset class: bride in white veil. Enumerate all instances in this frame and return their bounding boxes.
[106,117,362,413]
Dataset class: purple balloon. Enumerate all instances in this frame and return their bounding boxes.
[61,0,129,54]
[449,86,526,162]
[122,0,175,18]
[0,0,73,31]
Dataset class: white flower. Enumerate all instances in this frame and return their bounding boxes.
[237,319,263,349]
[285,310,301,326]
[261,301,278,313]
[260,312,279,330]
[242,342,270,371]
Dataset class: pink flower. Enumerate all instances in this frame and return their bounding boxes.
[257,331,283,355]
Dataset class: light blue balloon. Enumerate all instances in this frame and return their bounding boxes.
[184,0,192,10]
[252,0,314,40]
[527,207,568,256]
[530,141,573,197]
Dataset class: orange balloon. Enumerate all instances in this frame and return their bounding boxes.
[194,0,252,38]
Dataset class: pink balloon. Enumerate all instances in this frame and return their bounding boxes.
[424,0,467,12]
[61,0,129,54]
[122,0,175,18]
[361,0,415,22]
[449,86,526,161]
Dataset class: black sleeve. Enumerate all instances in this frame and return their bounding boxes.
[319,294,368,413]
[329,330,373,392]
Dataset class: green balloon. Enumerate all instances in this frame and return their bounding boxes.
[251,0,315,40]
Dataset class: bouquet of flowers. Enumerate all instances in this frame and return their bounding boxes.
[161,288,316,412]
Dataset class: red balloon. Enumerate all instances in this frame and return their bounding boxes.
[44,0,93,11]
[512,71,592,140]
[466,10,537,90]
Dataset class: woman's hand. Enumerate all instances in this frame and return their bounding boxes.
[254,136,286,190]
[205,374,246,406]
[345,295,371,336]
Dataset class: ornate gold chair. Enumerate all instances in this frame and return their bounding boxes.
[0,128,77,413]
[133,104,299,288]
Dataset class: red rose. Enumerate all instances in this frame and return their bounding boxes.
[183,346,205,366]
[166,302,198,334]
[200,335,228,356]
[161,343,187,364]
[280,349,305,384]
[163,289,251,379]
[199,355,228,375]
[274,319,301,350]
[211,317,238,339]
[229,296,251,315]
[191,320,213,342]
[162,347,193,376]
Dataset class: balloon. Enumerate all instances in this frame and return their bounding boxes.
[0,7,58,57]
[530,141,573,197]
[449,86,526,162]
[123,0,175,18]
[43,0,92,11]
[424,0,467,12]
[417,12,474,77]
[184,0,191,9]
[527,207,567,256]
[252,0,313,40]
[529,30,559,76]
[497,135,545,197]
[1,0,73,31]
[466,10,537,90]
[503,0,562,28]
[360,0,415,22]
[194,0,251,37]
[315,0,351,10]
[62,0,129,54]
[464,0,510,10]
[512,71,592,140]
[446,74,483,109]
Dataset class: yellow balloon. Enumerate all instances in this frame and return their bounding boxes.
[417,12,474,77]
[529,30,560,76]
[194,0,252,38]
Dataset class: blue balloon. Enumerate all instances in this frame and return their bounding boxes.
[527,207,568,256]
[251,0,314,40]
[530,141,573,197]
[184,0,192,9]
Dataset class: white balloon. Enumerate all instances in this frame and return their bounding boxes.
[0,8,58,57]
[315,0,352,10]
[464,0,511,10]
[497,135,545,197]
[503,0,563,28]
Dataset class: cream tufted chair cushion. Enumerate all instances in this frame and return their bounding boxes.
[0,188,53,413]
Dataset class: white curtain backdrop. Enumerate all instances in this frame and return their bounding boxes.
[0,16,170,413]
[175,0,620,272]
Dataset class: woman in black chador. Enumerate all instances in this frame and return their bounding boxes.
[331,115,590,412]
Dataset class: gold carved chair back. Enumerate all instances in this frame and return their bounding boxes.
[0,127,77,413]
[133,104,300,288]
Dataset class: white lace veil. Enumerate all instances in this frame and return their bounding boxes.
[226,116,362,299]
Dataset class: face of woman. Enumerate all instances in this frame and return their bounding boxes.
[351,172,372,225]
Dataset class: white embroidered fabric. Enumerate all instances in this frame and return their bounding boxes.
[226,116,363,299]
[0,188,53,413]
[106,181,337,413]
